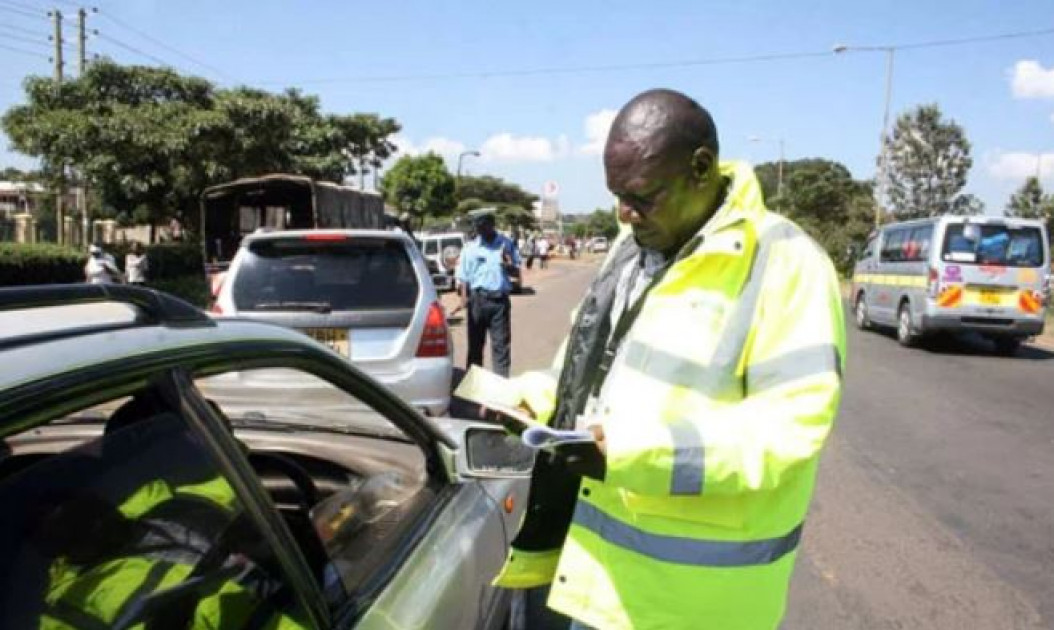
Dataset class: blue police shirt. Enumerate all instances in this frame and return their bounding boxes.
[456,233,521,294]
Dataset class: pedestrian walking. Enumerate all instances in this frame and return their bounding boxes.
[493,89,845,629]
[84,244,125,285]
[524,236,537,270]
[537,236,550,269]
[456,211,521,377]
[124,242,149,286]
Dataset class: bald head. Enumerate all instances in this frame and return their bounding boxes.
[606,89,719,172]
[604,89,726,254]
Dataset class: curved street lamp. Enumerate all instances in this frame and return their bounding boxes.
[834,43,896,228]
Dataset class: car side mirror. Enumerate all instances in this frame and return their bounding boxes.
[462,426,535,478]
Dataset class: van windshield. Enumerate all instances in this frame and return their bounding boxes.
[940,224,1045,268]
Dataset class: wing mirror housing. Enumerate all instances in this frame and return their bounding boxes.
[461,425,535,478]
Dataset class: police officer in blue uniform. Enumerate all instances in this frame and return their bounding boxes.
[457,210,521,377]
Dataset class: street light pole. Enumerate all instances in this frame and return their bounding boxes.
[834,44,895,228]
[457,150,481,181]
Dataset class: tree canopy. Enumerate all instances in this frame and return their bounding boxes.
[756,158,875,274]
[1005,176,1054,236]
[456,174,537,211]
[883,104,978,219]
[381,153,456,225]
[2,60,400,232]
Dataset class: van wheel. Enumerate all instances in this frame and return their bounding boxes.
[854,294,870,330]
[992,337,1022,356]
[897,303,918,347]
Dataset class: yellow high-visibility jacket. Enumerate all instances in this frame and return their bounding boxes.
[495,161,846,630]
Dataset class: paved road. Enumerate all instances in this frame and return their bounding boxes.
[459,259,1054,629]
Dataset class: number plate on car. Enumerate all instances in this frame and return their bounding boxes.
[966,288,1009,306]
[304,328,349,357]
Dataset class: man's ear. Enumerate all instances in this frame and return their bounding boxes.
[690,147,716,184]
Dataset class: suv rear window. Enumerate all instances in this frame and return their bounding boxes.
[941,224,1045,268]
[232,237,419,311]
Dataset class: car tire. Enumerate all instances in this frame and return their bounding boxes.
[897,302,918,347]
[992,337,1022,356]
[854,293,870,331]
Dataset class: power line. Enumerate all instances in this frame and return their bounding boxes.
[0,3,46,19]
[257,49,835,86]
[0,22,49,39]
[0,0,39,12]
[95,8,235,81]
[95,32,172,67]
[256,24,1054,87]
[1,31,50,49]
[0,42,50,59]
[847,25,1054,52]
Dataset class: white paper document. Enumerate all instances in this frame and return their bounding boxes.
[521,425,596,450]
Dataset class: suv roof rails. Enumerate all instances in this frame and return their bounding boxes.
[0,284,212,327]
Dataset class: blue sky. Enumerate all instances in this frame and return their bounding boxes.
[2,0,1054,215]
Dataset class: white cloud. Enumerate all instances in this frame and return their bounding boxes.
[579,109,618,155]
[390,134,465,159]
[480,133,568,162]
[986,151,1054,180]
[1011,60,1054,99]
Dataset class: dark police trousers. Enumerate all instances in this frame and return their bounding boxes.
[467,289,512,377]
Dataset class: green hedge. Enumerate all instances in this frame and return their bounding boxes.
[0,243,85,286]
[1,242,208,308]
[1,241,205,286]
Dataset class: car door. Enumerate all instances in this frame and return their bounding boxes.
[189,349,517,629]
[0,370,326,630]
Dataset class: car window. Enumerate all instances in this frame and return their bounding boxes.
[232,237,419,311]
[194,367,429,607]
[0,394,309,629]
[941,224,1044,267]
[879,229,903,262]
[195,368,418,440]
[423,240,438,256]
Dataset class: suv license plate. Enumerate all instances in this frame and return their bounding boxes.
[304,328,349,357]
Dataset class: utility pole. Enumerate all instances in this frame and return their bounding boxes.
[78,7,90,245]
[51,9,65,244]
[77,8,87,75]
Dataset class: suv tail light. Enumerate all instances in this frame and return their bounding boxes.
[416,301,450,358]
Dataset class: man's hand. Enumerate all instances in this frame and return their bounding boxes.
[588,424,606,456]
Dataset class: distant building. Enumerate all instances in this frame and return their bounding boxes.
[0,180,45,219]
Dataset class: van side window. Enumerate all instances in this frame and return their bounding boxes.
[880,229,907,262]
[902,226,933,262]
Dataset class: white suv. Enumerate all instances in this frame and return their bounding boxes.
[212,229,453,415]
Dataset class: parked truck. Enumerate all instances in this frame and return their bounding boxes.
[201,174,387,271]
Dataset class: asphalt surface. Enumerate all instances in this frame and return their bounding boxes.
[454,258,1054,629]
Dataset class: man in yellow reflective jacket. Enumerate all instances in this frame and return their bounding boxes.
[495,89,845,630]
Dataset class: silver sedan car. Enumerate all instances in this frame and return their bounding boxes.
[0,285,531,629]
[212,229,453,416]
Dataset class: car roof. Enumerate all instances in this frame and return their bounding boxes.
[242,228,412,244]
[0,311,310,392]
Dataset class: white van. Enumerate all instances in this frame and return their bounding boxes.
[852,215,1050,354]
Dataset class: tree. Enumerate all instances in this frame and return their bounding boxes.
[1006,177,1054,234]
[332,113,400,188]
[2,60,401,234]
[587,207,619,240]
[456,174,537,211]
[884,104,974,219]
[756,158,876,275]
[380,153,456,225]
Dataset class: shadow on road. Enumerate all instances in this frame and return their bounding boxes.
[869,330,1054,361]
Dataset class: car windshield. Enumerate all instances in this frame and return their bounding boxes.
[232,238,419,311]
[940,224,1045,267]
